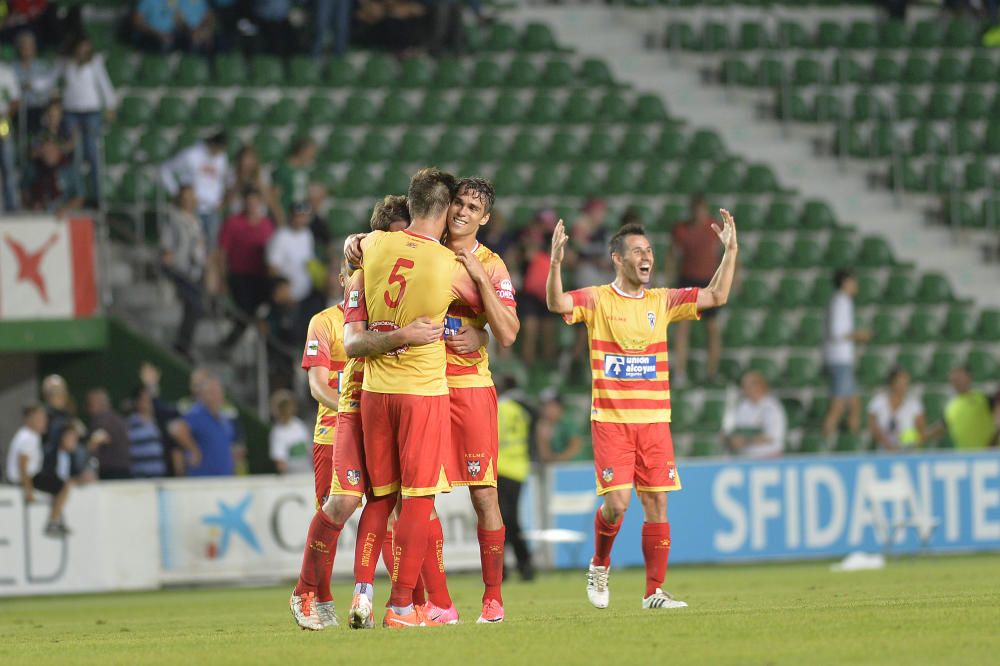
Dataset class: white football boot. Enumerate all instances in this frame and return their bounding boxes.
[642,588,688,609]
[586,560,610,609]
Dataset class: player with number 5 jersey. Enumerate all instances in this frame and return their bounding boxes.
[546,213,738,612]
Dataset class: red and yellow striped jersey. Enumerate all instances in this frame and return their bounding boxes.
[301,304,347,444]
[445,243,516,390]
[564,284,700,424]
[352,229,482,396]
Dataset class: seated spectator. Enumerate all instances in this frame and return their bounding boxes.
[33,418,89,537]
[535,391,584,463]
[161,185,208,360]
[217,186,275,347]
[86,388,133,479]
[225,144,275,217]
[272,136,317,226]
[929,366,997,449]
[127,385,169,478]
[722,371,787,458]
[868,367,926,451]
[0,60,20,211]
[269,389,311,474]
[5,404,71,538]
[160,131,229,246]
[183,376,243,476]
[27,99,84,214]
[134,0,215,53]
[13,31,56,134]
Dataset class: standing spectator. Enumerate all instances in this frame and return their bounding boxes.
[269,388,311,474]
[160,131,229,246]
[267,201,315,324]
[535,391,584,463]
[5,404,71,537]
[929,366,997,449]
[183,376,243,476]
[669,194,724,385]
[571,197,610,289]
[496,378,535,581]
[0,60,20,211]
[160,185,208,359]
[86,388,132,479]
[28,99,84,214]
[225,144,274,216]
[61,37,116,205]
[251,0,295,56]
[0,0,81,48]
[312,0,351,57]
[722,371,787,458]
[517,209,559,366]
[271,135,316,226]
[13,31,56,134]
[427,0,467,56]
[257,277,298,390]
[217,186,275,347]
[127,385,168,478]
[137,362,206,475]
[822,269,871,437]
[868,367,926,451]
[306,182,332,258]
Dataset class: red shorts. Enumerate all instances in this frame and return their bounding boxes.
[360,390,451,497]
[312,443,333,508]
[591,421,681,495]
[447,386,498,487]
[331,411,366,497]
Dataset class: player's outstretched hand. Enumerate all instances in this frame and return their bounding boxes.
[344,233,367,267]
[551,219,568,264]
[455,247,488,284]
[712,209,738,253]
[446,325,484,355]
[401,316,445,347]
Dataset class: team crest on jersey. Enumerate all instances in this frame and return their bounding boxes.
[668,467,676,481]
[318,427,328,436]
[647,311,656,329]
[346,469,361,486]
[348,290,360,308]
[307,339,319,356]
[602,467,614,483]
[467,459,481,477]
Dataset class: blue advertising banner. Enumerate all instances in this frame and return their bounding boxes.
[548,452,1000,568]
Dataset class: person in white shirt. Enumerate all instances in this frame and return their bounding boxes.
[868,367,927,451]
[61,38,116,205]
[5,404,73,537]
[723,371,787,459]
[160,132,229,247]
[0,60,21,211]
[822,269,872,438]
[266,202,315,304]
[269,390,312,475]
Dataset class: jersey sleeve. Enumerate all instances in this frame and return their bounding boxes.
[563,287,597,326]
[665,287,700,323]
[344,270,368,324]
[451,266,484,313]
[487,255,517,308]
[301,313,332,370]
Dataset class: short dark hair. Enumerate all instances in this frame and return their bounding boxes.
[206,131,227,148]
[288,135,315,157]
[886,365,908,385]
[407,167,456,220]
[608,222,648,257]
[690,192,707,208]
[833,269,854,289]
[271,276,290,290]
[131,384,150,402]
[370,195,410,231]
[242,185,261,199]
[456,177,496,214]
[22,403,43,419]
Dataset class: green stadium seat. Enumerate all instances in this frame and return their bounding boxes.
[824,236,856,268]
[953,124,980,155]
[748,357,779,382]
[807,277,834,310]
[504,57,539,87]
[326,207,358,236]
[432,57,465,88]
[718,357,744,383]
[431,132,465,163]
[927,349,959,383]
[287,56,322,86]
[845,21,878,49]
[103,128,132,166]
[784,356,820,387]
[471,59,503,87]
[230,95,264,127]
[154,95,188,127]
[688,129,725,160]
[105,55,134,87]
[975,309,1000,341]
[743,164,780,193]
[870,55,901,84]
[894,350,925,381]
[958,90,990,120]
[665,20,698,50]
[895,89,923,121]
[852,91,883,121]
[527,165,562,196]
[418,91,455,124]
[870,312,900,345]
[564,164,601,197]
[808,396,831,426]
[638,164,672,194]
[724,313,756,347]
[777,90,811,122]
[834,126,867,158]
[904,309,937,344]
[303,95,338,127]
[547,130,579,162]
[689,439,719,458]
[908,124,941,157]
[473,130,507,162]
[909,19,942,49]
[926,90,958,121]
[749,239,783,270]
[776,20,810,49]
[883,271,916,305]
[340,93,377,124]
[525,93,561,124]
[857,351,891,387]
[942,306,975,342]
[696,399,725,432]
[377,92,410,125]
[984,122,1000,154]
[776,276,808,308]
[963,159,989,191]
[490,93,524,124]
[880,20,907,48]
[251,56,284,86]
[799,199,837,229]
[579,58,614,86]
[944,17,978,47]
[172,128,200,153]
[398,57,434,88]
[266,98,299,126]
[560,91,596,124]
[701,21,731,52]
[793,57,823,86]
[916,273,952,304]
[359,53,397,87]
[136,55,171,87]
[756,57,786,87]
[660,203,686,227]
[721,57,754,86]
[857,236,893,267]
[737,20,769,50]
[110,170,154,205]
[118,96,154,128]
[799,433,826,454]
[923,392,948,426]
[633,94,669,123]
[174,56,209,86]
[137,128,172,164]
[540,58,575,87]
[967,349,999,381]
[252,131,284,164]
[672,163,706,194]
[706,163,742,194]
[358,130,394,162]
[521,22,558,52]
[934,55,966,84]
[189,95,224,128]
[832,54,866,85]
[339,165,378,197]
[789,237,824,268]
[319,129,356,165]
[379,165,411,195]
[815,21,845,49]
[485,24,519,52]
[596,92,630,122]
[582,128,616,161]
[855,273,882,306]
[604,164,636,196]
[508,129,544,162]
[324,58,357,87]
[731,201,763,231]
[836,432,866,453]
[757,316,790,347]
[213,54,246,86]
[966,55,996,84]
[657,127,687,159]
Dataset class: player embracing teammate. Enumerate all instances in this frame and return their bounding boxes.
[546,212,738,609]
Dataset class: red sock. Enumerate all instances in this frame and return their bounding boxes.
[388,496,434,608]
[592,508,622,568]
[641,522,671,597]
[478,526,505,605]
[421,516,452,608]
[381,529,395,577]
[294,511,343,602]
[353,493,395,584]
[412,575,427,606]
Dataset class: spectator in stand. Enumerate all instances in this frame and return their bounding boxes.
[272,136,316,226]
[669,194,724,385]
[29,417,88,537]
[517,208,559,366]
[61,37,116,205]
[217,186,275,348]
[0,60,20,211]
[267,201,316,335]
[160,185,208,360]
[928,366,997,449]
[133,0,217,54]
[312,0,351,57]
[251,0,296,56]
[306,183,332,258]
[85,388,133,479]
[0,0,81,49]
[225,144,275,217]
[722,371,787,459]
[137,362,208,475]
[535,390,584,463]
[13,31,56,134]
[28,99,84,214]
[5,404,72,538]
[269,388,311,474]
[354,0,428,52]
[183,376,243,476]
[868,367,926,452]
[127,385,169,478]
[257,277,298,389]
[160,131,229,246]
[496,376,535,581]
[210,0,244,52]
[571,197,610,289]
[426,0,467,56]
[822,269,871,438]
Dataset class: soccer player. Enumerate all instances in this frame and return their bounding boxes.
[545,213,738,610]
[346,167,489,629]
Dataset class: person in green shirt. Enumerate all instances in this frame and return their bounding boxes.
[497,383,535,581]
[930,367,997,449]
[536,393,584,463]
[271,136,316,226]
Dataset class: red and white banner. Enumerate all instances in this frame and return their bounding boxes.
[0,216,97,320]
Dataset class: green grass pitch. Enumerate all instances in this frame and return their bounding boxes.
[4,554,1000,666]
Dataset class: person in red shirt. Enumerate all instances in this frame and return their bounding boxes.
[670,193,724,385]
[516,208,559,366]
[217,186,275,348]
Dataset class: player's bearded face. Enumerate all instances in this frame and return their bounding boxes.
[616,237,655,286]
[448,190,489,240]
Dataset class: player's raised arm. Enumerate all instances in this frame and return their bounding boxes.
[696,208,739,311]
[455,249,520,348]
[546,219,574,315]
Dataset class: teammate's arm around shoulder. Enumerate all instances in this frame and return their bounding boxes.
[546,219,575,315]
[696,208,739,311]
[343,319,445,358]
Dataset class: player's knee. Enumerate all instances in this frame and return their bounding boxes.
[603,493,630,520]
[325,495,361,523]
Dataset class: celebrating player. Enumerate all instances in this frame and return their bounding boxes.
[545,213,738,610]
